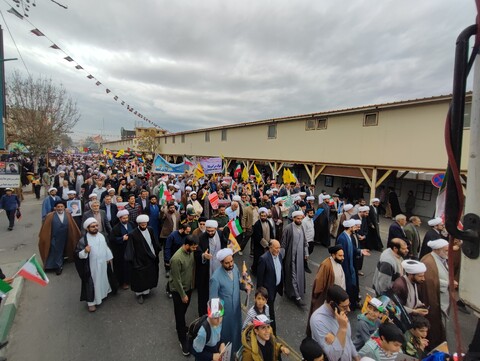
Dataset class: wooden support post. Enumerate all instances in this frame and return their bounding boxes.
[359,167,372,188]
[313,165,326,182]
[247,161,254,172]
[370,167,378,199]
[398,171,410,180]
[303,164,315,185]
[223,159,231,175]
[376,170,393,188]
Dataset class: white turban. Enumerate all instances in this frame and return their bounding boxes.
[271,188,278,192]
[232,195,242,201]
[402,260,427,274]
[185,186,192,192]
[83,217,98,230]
[293,195,301,201]
[258,207,268,214]
[48,187,57,193]
[205,220,218,228]
[343,219,356,228]
[136,214,149,223]
[108,188,116,193]
[371,198,380,203]
[359,206,370,212]
[299,192,307,196]
[292,210,304,218]
[117,210,129,218]
[343,204,354,211]
[354,219,362,226]
[174,184,180,190]
[189,191,197,197]
[320,194,330,201]
[427,239,449,249]
[88,193,97,199]
[306,196,315,201]
[67,190,77,195]
[216,248,233,262]
[168,183,175,188]
[428,217,443,227]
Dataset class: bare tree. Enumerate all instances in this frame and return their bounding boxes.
[135,128,159,153]
[6,71,80,157]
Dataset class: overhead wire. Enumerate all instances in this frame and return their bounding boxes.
[0,9,30,77]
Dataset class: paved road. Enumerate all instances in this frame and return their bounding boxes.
[0,191,476,360]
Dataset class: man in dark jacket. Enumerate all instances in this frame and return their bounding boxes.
[0,188,20,231]
[109,210,134,289]
[256,240,283,333]
[251,207,274,275]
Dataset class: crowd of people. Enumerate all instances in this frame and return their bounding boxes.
[0,152,467,361]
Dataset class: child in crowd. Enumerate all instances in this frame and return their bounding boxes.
[359,323,405,361]
[353,298,383,350]
[300,337,325,361]
[243,287,270,330]
[403,314,430,359]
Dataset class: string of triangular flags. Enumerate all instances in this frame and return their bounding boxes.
[6,4,166,131]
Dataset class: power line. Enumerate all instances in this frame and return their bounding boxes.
[0,10,30,77]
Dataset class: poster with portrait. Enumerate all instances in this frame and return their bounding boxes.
[0,162,21,188]
[67,200,82,217]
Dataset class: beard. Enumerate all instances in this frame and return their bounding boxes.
[224,264,234,271]
[139,225,148,231]
[334,258,343,264]
[89,229,99,235]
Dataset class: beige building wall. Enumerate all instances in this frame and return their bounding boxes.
[157,97,470,172]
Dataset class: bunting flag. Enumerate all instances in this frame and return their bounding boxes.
[13,16,166,130]
[227,233,241,254]
[253,164,262,184]
[116,149,125,158]
[16,255,49,286]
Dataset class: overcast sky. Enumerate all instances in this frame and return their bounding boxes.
[0,0,476,140]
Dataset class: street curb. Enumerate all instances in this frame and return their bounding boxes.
[0,262,25,358]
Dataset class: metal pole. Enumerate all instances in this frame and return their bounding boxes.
[0,25,5,150]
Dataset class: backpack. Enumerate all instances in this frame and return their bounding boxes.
[187,314,211,353]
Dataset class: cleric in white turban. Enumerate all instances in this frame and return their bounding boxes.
[136,214,149,224]
[401,259,427,274]
[258,207,268,215]
[117,209,129,218]
[343,219,356,228]
[205,220,218,229]
[427,239,449,250]
[343,204,354,212]
[216,248,233,262]
[83,217,98,230]
[292,210,304,218]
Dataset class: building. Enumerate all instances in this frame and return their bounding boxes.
[104,94,471,217]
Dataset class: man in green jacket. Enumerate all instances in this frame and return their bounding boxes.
[169,235,199,356]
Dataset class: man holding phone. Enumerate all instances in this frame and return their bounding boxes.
[309,285,359,361]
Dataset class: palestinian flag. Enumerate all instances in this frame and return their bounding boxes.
[228,219,243,237]
[0,279,12,299]
[17,255,49,286]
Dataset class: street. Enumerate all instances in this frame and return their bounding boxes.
[0,191,477,361]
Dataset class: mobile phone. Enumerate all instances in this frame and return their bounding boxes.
[330,301,341,314]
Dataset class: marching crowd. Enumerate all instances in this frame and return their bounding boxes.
[0,153,468,361]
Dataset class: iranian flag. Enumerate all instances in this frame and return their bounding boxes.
[0,279,12,299]
[228,219,243,237]
[17,255,49,286]
[233,164,242,179]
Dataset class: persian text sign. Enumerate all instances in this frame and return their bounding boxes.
[199,157,222,175]
[153,154,185,174]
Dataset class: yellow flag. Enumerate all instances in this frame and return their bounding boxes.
[282,168,289,183]
[253,164,262,184]
[241,167,249,182]
[103,148,106,156]
[194,163,204,179]
[116,149,125,158]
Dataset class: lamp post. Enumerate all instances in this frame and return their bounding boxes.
[0,25,18,151]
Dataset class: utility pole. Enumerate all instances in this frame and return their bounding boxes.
[0,25,18,151]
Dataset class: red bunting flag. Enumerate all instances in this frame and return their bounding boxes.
[31,28,45,36]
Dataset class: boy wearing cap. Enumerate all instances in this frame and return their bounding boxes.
[241,315,289,361]
[353,298,383,350]
[192,298,226,360]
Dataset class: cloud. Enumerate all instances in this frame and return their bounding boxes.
[1,0,475,139]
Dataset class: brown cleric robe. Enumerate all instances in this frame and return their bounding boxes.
[417,253,446,351]
[38,211,81,267]
[306,257,335,336]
